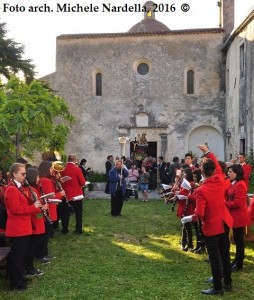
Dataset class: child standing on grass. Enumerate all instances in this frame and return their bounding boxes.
[139,166,150,202]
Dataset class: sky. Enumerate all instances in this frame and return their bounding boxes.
[1,0,254,78]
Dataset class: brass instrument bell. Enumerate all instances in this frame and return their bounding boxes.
[52,161,66,172]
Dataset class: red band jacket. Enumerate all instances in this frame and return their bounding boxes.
[194,174,233,236]
[5,183,40,237]
[225,180,251,228]
[61,162,86,200]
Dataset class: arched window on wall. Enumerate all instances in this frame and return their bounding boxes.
[96,72,102,96]
[187,70,194,94]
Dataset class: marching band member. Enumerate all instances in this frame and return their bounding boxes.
[37,161,65,262]
[0,171,7,239]
[238,153,252,191]
[176,168,195,251]
[61,155,86,234]
[5,163,42,290]
[183,153,196,171]
[225,164,251,272]
[248,195,254,223]
[181,145,233,295]
[24,167,46,276]
[190,169,205,254]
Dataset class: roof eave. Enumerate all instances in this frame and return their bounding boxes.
[222,7,254,52]
[57,28,224,40]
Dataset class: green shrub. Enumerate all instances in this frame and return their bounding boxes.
[88,171,106,182]
[246,148,254,192]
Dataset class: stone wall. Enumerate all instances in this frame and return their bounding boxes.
[44,31,226,171]
[225,12,254,160]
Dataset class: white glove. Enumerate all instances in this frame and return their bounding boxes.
[181,215,193,224]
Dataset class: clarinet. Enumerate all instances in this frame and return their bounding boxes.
[171,175,183,212]
[24,179,53,225]
[183,196,189,217]
[37,180,53,224]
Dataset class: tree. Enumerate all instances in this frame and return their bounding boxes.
[0,22,35,82]
[0,76,74,169]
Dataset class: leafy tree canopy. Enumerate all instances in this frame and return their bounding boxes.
[0,76,75,169]
[0,22,35,82]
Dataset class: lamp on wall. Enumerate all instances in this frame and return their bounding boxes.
[225,128,231,144]
[118,136,130,157]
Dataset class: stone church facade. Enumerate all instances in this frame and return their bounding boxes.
[223,7,254,161]
[44,0,237,171]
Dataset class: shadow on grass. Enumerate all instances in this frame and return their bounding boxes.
[1,199,254,300]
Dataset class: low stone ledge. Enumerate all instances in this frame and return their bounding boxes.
[92,182,106,191]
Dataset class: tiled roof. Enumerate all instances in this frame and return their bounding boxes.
[57,28,224,40]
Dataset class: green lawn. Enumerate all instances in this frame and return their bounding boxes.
[1,198,254,299]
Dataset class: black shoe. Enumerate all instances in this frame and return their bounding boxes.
[26,268,44,276]
[223,284,232,292]
[37,258,51,265]
[22,277,32,283]
[21,276,32,285]
[11,282,27,291]
[230,260,236,268]
[181,246,189,252]
[61,230,69,234]
[44,254,56,260]
[206,276,213,284]
[201,288,223,295]
[231,264,242,272]
[75,231,83,234]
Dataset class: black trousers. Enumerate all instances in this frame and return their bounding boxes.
[36,221,53,258]
[8,235,30,286]
[61,201,71,233]
[204,225,231,290]
[111,190,123,216]
[61,200,83,233]
[105,176,110,193]
[232,227,245,268]
[182,222,193,248]
[72,200,83,233]
[192,221,205,249]
[53,202,63,230]
[26,233,44,270]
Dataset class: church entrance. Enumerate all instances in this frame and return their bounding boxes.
[146,142,157,158]
[130,141,157,167]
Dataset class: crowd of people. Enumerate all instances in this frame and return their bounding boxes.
[173,146,253,295]
[0,155,86,291]
[104,148,254,295]
[1,148,254,295]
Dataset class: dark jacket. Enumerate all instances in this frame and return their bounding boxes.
[109,167,128,194]
[168,162,181,183]
[105,160,113,176]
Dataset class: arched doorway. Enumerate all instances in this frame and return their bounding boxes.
[188,126,224,160]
